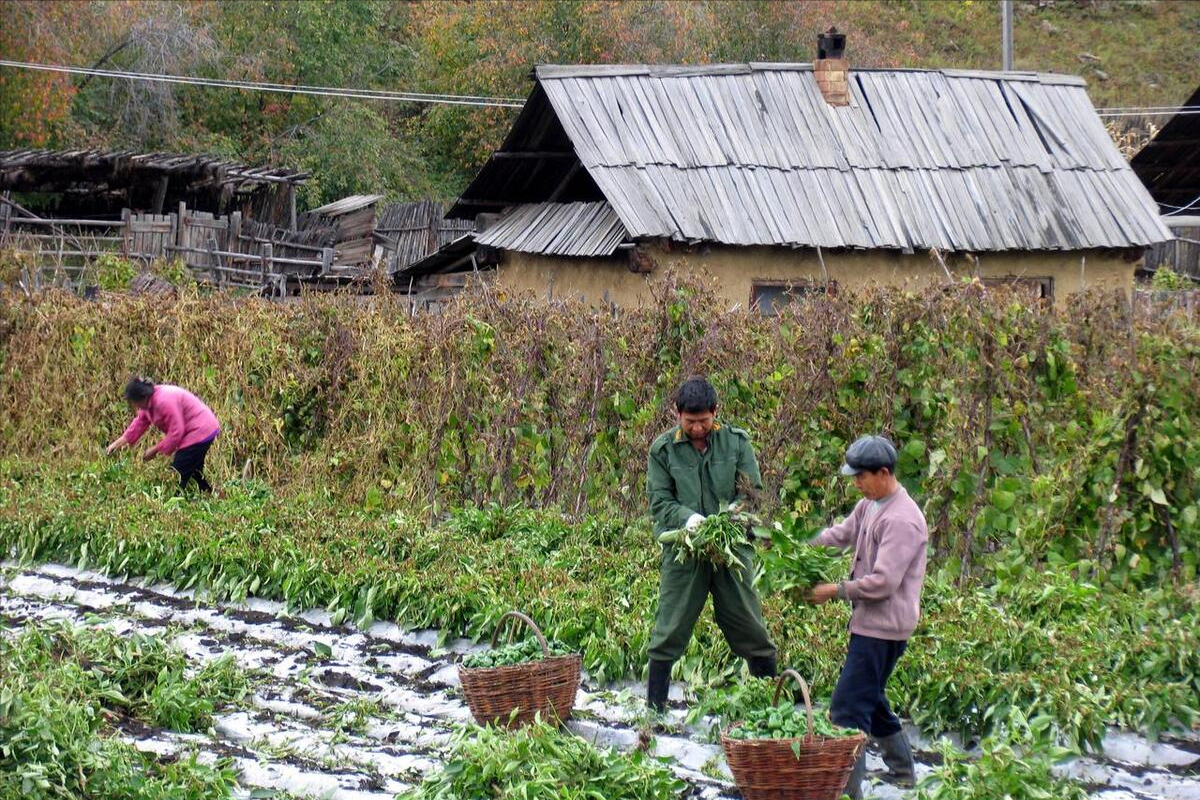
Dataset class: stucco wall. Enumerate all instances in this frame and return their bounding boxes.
[496,244,1137,308]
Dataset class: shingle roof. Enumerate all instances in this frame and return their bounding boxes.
[476,202,627,256]
[452,63,1171,252]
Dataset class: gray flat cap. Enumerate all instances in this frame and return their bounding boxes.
[840,435,898,475]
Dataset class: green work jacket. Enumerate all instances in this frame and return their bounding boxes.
[647,422,763,534]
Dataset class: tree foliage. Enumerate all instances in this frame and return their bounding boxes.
[1,0,1196,204]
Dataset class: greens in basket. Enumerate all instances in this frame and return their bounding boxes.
[657,506,769,570]
[724,703,860,741]
[687,676,780,740]
[461,637,573,669]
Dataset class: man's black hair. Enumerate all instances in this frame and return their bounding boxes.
[124,376,155,403]
[675,377,718,413]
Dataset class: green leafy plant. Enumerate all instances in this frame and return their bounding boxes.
[90,253,138,291]
[2,463,1198,752]
[398,720,685,800]
[1150,265,1195,291]
[916,710,1088,800]
[0,621,242,800]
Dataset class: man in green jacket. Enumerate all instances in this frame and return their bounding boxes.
[645,377,777,712]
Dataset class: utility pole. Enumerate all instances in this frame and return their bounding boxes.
[1001,0,1014,71]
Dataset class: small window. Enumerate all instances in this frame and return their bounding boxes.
[750,280,833,315]
[981,276,1054,301]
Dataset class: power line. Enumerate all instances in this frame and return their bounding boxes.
[0,60,527,108]
[1163,195,1200,217]
[1096,105,1200,112]
[6,58,1196,118]
[1097,110,1200,118]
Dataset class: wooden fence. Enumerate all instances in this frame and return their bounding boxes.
[1146,222,1200,282]
[1,197,336,297]
[1134,288,1200,318]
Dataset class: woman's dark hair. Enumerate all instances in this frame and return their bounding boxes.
[124,376,155,403]
[675,377,718,413]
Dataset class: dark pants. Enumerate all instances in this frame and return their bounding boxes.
[172,439,213,493]
[830,633,907,738]
[648,543,776,663]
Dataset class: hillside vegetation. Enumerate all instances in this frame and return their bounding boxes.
[1,0,1195,205]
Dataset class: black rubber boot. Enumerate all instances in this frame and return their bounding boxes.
[747,655,777,679]
[844,750,867,799]
[646,659,672,713]
[876,730,916,786]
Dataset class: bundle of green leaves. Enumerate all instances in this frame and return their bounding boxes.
[724,703,860,741]
[461,637,574,670]
[658,508,767,569]
[759,543,845,594]
[398,721,684,800]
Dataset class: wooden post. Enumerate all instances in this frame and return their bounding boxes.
[207,236,223,287]
[321,246,334,275]
[288,184,297,230]
[261,242,272,293]
[229,211,242,252]
[176,201,187,248]
[0,192,10,239]
[151,175,169,215]
[121,207,132,256]
[166,212,178,261]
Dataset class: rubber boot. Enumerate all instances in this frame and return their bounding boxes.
[843,750,867,799]
[747,655,777,679]
[646,659,672,713]
[875,730,916,787]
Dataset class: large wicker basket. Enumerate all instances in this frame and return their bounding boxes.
[457,610,582,728]
[721,669,867,800]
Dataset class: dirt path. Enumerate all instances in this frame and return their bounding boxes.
[2,563,1197,800]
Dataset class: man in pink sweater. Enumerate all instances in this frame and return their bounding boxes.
[106,377,221,494]
[807,435,927,799]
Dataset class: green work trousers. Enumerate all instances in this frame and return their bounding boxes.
[648,543,776,663]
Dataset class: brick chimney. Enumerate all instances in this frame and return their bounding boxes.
[815,27,850,107]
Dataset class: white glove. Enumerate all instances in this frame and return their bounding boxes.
[685,513,705,532]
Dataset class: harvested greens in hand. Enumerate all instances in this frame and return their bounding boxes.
[657,507,769,568]
[760,543,844,593]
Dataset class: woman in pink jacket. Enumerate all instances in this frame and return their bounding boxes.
[106,377,221,493]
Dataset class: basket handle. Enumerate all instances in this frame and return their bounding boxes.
[489,610,551,657]
[772,668,815,738]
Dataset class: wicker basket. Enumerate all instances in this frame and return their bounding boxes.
[457,610,582,728]
[721,669,867,800]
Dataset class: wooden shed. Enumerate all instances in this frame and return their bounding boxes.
[0,148,307,226]
[1132,84,1200,281]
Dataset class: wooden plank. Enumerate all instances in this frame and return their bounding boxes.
[3,217,124,228]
